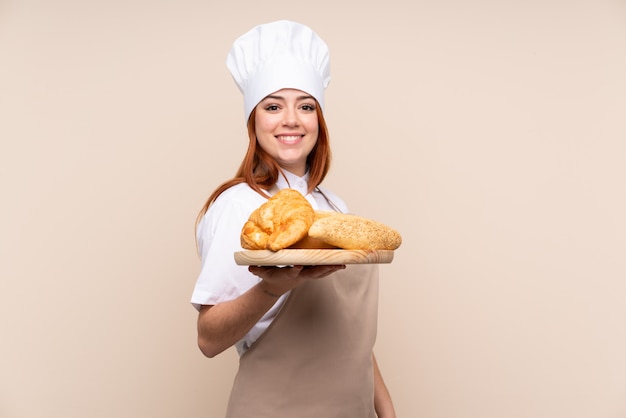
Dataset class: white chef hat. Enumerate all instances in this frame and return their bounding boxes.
[226,20,331,122]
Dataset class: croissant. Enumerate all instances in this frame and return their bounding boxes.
[240,189,315,251]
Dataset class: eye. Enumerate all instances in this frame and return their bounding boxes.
[264,104,280,111]
[300,103,316,112]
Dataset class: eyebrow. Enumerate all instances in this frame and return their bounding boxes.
[263,94,315,101]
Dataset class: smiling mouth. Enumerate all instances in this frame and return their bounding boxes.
[276,135,303,144]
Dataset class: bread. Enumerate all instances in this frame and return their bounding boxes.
[288,235,338,249]
[288,211,339,249]
[240,190,402,251]
[240,189,315,251]
[307,213,402,250]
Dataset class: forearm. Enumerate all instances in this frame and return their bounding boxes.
[197,281,282,357]
[373,353,396,418]
[196,264,343,358]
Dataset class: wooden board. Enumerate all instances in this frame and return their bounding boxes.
[234,249,394,266]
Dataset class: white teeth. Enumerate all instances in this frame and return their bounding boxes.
[278,135,301,142]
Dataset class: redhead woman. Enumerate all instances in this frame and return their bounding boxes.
[191,20,396,418]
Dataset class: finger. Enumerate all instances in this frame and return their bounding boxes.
[249,265,303,279]
[320,265,346,277]
[299,264,345,279]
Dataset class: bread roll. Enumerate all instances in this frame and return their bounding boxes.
[307,213,402,250]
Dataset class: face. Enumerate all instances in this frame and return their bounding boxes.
[254,88,319,176]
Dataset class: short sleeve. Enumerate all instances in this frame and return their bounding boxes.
[191,186,264,310]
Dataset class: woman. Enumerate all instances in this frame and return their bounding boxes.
[191,20,396,418]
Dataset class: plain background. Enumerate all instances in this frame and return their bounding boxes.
[1,1,625,417]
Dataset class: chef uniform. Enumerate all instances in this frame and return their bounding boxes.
[192,20,380,417]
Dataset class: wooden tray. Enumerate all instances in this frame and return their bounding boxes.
[234,249,394,266]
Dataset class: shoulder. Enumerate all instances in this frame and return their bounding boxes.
[211,183,268,213]
[196,184,268,255]
[198,184,267,235]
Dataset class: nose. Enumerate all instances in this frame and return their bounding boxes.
[282,107,300,127]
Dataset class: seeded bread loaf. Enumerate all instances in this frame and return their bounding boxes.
[307,213,402,250]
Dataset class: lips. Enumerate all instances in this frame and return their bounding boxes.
[276,135,303,144]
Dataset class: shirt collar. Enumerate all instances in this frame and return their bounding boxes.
[274,169,310,196]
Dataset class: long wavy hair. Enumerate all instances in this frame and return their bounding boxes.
[195,104,332,229]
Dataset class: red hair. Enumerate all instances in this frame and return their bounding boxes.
[195,105,332,228]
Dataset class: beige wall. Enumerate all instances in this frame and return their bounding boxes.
[1,1,625,417]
